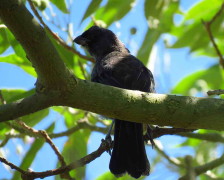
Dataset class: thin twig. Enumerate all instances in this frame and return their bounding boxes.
[50,121,108,138]
[178,132,224,143]
[0,91,71,179]
[0,157,27,174]
[5,122,34,136]
[207,89,224,96]
[5,123,196,142]
[3,119,109,141]
[15,120,72,179]
[0,136,10,147]
[27,0,95,63]
[0,140,110,179]
[15,120,66,167]
[202,3,224,68]
[40,130,66,166]
[207,3,224,25]
[144,127,196,140]
[154,143,183,167]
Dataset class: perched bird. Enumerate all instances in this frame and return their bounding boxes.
[74,26,155,179]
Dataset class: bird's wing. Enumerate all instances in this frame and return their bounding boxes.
[91,54,155,93]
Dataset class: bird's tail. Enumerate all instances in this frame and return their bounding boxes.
[109,119,150,179]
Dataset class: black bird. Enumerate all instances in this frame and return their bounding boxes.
[74,26,155,179]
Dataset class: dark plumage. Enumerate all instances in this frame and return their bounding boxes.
[74,26,155,179]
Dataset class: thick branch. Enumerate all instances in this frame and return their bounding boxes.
[0,92,58,121]
[1,79,224,131]
[0,0,73,90]
[62,79,224,131]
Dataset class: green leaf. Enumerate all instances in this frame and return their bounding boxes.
[0,27,9,54]
[145,0,179,31]
[170,0,223,54]
[22,109,49,127]
[139,0,179,64]
[137,28,161,65]
[158,1,179,32]
[94,0,136,27]
[50,0,68,13]
[0,54,37,76]
[170,15,223,52]
[46,31,74,69]
[12,123,55,180]
[1,89,35,103]
[81,0,103,22]
[61,130,91,179]
[58,109,90,179]
[184,0,223,22]
[5,29,26,59]
[0,123,10,139]
[73,55,87,79]
[144,0,163,20]
[194,39,224,57]
[170,23,209,50]
[172,65,224,95]
[179,138,201,148]
[53,107,86,127]
[96,172,145,180]
[96,172,116,180]
[0,90,43,130]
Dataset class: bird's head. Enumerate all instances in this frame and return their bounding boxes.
[74,26,128,60]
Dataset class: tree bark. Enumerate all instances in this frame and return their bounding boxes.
[1,79,224,131]
[0,0,224,131]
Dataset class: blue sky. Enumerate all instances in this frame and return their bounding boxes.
[0,0,218,179]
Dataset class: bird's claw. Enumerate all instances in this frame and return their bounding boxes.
[146,125,155,149]
[102,134,113,155]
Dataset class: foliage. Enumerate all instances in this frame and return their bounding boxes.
[0,0,224,179]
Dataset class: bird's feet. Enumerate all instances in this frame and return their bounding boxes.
[102,133,113,155]
[146,125,155,148]
[101,120,115,155]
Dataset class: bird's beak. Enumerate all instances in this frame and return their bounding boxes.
[73,36,89,46]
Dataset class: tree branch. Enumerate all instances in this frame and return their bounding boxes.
[179,154,224,180]
[0,0,73,90]
[202,3,224,68]
[50,120,108,138]
[0,140,110,179]
[181,156,196,180]
[0,92,58,121]
[27,0,95,63]
[63,79,224,131]
[155,143,183,167]
[149,127,195,139]
[16,120,67,167]
[178,132,224,143]
[1,80,224,131]
[0,157,27,174]
[1,0,224,131]
[207,89,224,96]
